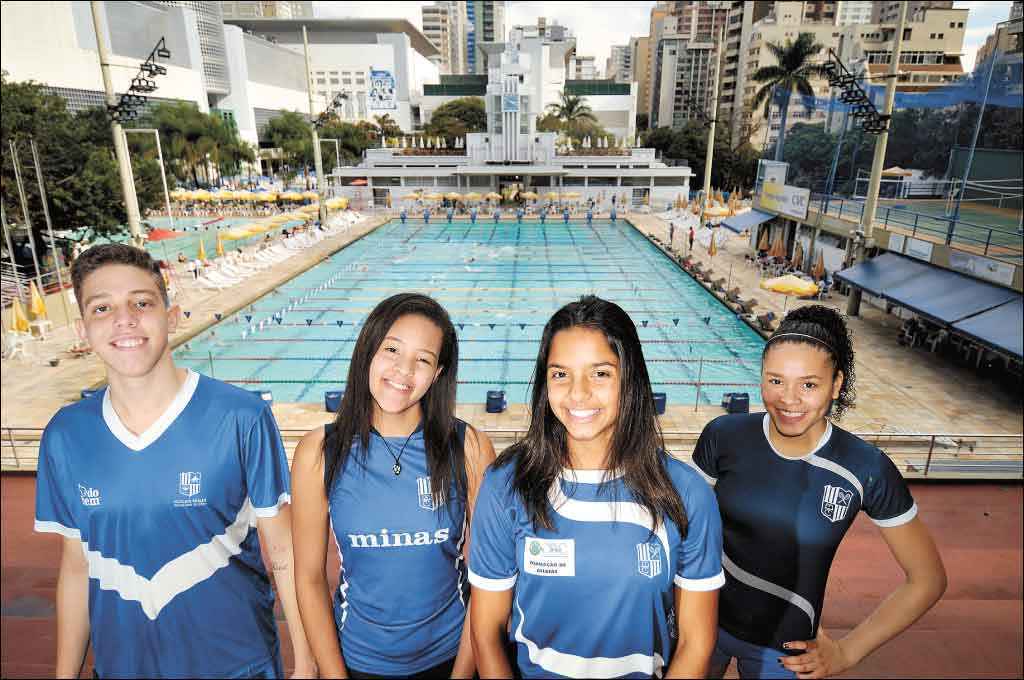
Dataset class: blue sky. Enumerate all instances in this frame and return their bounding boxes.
[316,1,1012,73]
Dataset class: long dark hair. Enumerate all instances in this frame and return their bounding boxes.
[495,295,687,534]
[323,293,464,506]
[762,304,857,420]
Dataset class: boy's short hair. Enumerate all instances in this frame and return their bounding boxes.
[71,244,169,310]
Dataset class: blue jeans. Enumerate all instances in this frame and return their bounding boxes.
[708,627,797,679]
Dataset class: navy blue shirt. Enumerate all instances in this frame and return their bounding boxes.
[693,413,916,649]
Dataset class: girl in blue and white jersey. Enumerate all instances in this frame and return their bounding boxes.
[469,295,724,679]
[293,293,495,678]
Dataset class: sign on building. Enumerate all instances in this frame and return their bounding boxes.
[502,94,520,112]
[369,69,397,110]
[761,181,810,221]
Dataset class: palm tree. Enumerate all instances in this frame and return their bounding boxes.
[546,92,597,126]
[373,113,402,138]
[750,32,828,162]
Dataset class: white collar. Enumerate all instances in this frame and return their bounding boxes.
[103,370,200,452]
[761,412,833,462]
[559,467,624,484]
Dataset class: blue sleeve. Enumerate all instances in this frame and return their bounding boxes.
[244,405,291,518]
[468,466,518,592]
[862,452,917,527]
[34,421,81,540]
[691,418,721,485]
[674,474,725,591]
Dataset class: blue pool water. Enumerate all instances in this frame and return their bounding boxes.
[173,219,766,405]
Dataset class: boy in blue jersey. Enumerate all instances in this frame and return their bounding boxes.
[694,306,946,679]
[470,296,723,679]
[34,244,316,679]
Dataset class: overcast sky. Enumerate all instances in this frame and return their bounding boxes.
[314,1,1011,74]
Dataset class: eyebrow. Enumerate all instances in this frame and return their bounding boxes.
[765,371,824,379]
[384,335,438,359]
[83,289,159,307]
[548,361,617,369]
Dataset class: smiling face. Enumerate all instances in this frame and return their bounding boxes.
[75,264,179,380]
[368,314,444,426]
[762,341,843,453]
[546,326,621,467]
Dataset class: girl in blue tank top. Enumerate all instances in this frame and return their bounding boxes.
[293,293,495,678]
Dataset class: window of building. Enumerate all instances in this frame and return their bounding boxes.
[343,78,352,84]
[317,78,326,84]
[330,78,339,85]
[957,22,963,28]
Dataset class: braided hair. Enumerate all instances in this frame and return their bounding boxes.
[762,305,857,420]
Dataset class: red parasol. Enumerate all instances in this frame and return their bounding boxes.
[147,228,185,242]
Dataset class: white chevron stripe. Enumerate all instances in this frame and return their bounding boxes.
[83,499,258,621]
[515,594,665,678]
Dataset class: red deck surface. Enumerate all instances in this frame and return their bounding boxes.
[2,474,1021,678]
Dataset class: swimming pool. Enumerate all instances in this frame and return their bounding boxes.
[143,216,308,261]
[173,219,766,406]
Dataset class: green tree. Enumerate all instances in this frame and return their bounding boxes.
[536,112,563,133]
[1,72,162,237]
[749,32,828,162]
[635,112,650,132]
[777,123,837,188]
[373,113,402,137]
[320,119,377,165]
[424,97,486,139]
[546,91,597,126]
[264,111,314,185]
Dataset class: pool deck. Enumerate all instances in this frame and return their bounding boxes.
[2,212,1021,461]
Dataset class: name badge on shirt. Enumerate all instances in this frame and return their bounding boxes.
[524,537,575,577]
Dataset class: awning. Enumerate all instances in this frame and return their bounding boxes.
[834,252,932,297]
[836,252,1020,323]
[721,209,774,234]
[953,298,1023,359]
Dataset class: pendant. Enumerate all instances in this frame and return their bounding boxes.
[393,463,402,476]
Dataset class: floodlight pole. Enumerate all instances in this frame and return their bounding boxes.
[90,0,143,247]
[30,138,74,325]
[303,25,327,227]
[847,0,907,317]
[698,25,725,231]
[124,128,175,230]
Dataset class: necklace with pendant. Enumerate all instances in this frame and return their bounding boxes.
[373,427,417,476]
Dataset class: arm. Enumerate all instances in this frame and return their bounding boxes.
[451,427,497,679]
[291,429,347,679]
[55,537,90,679]
[258,504,318,678]
[665,588,719,679]
[470,587,515,679]
[782,517,946,679]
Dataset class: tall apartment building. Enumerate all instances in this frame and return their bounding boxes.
[421,2,468,75]
[607,44,633,83]
[719,1,773,145]
[629,36,651,118]
[643,2,672,115]
[873,1,954,24]
[651,0,731,129]
[569,55,598,79]
[977,1,1023,64]
[468,0,507,74]
[220,1,313,18]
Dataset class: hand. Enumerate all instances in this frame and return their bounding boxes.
[780,629,853,679]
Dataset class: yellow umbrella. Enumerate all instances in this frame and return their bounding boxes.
[29,281,47,318]
[812,249,826,281]
[386,194,392,208]
[757,228,771,252]
[445,192,462,201]
[544,191,560,200]
[485,192,502,201]
[792,241,804,270]
[402,192,422,201]
[192,189,212,202]
[423,192,444,201]
[769,231,786,259]
[213,188,234,201]
[563,191,581,199]
[197,238,207,261]
[222,227,253,240]
[10,297,29,332]
[302,191,319,201]
[708,231,718,257]
[759,274,819,297]
[216,231,225,257]
[464,192,482,202]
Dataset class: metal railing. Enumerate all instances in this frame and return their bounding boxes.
[810,192,1023,261]
[3,425,1020,479]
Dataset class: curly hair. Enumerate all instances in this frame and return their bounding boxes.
[762,305,857,420]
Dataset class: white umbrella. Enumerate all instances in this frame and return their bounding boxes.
[381,137,388,148]
[401,137,408,149]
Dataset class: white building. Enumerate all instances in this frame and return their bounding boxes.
[223,17,442,131]
[606,45,633,83]
[333,39,686,209]
[836,1,874,25]
[569,55,598,79]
